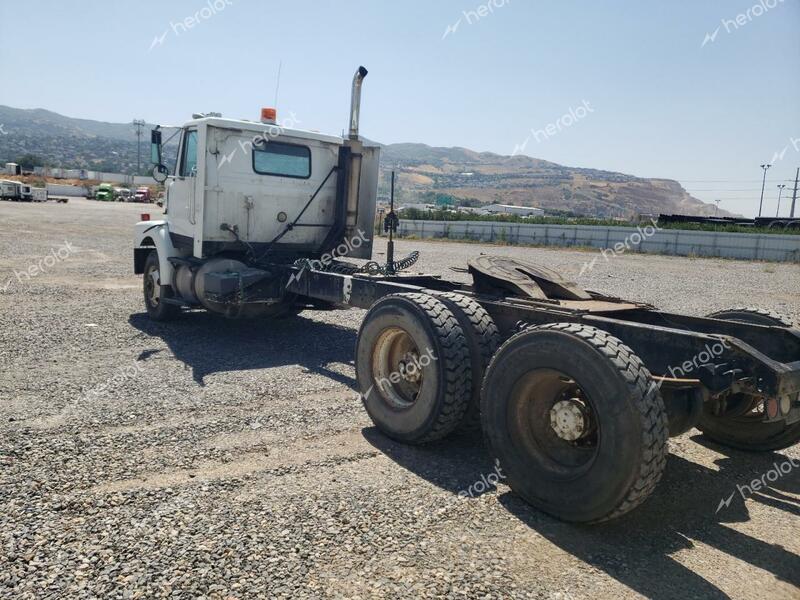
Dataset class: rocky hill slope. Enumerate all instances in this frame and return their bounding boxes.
[0,106,730,217]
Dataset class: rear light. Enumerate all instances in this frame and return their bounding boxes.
[766,397,779,419]
[141,213,151,221]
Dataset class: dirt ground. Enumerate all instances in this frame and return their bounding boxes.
[1,198,798,599]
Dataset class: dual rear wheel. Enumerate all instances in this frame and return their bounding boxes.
[356,293,669,522]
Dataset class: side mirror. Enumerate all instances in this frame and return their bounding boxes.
[150,129,162,165]
[152,164,169,184]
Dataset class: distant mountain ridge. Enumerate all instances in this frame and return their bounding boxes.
[0,105,734,218]
[0,105,151,141]
[378,142,735,218]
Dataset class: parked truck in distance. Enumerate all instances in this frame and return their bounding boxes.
[0,181,52,202]
[133,187,152,203]
[96,183,115,201]
[30,187,49,202]
[0,180,21,200]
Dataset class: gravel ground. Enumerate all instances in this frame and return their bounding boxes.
[1,198,799,599]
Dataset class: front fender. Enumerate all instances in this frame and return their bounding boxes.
[133,221,178,283]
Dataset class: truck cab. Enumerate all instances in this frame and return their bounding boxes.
[134,66,379,319]
[96,183,115,201]
[133,187,151,203]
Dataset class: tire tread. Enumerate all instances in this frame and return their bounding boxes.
[431,292,501,432]
[501,322,669,522]
[384,293,472,442]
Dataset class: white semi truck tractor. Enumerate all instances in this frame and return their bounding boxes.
[133,67,800,524]
[134,66,379,320]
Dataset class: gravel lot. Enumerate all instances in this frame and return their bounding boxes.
[1,198,799,599]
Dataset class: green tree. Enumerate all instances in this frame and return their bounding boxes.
[14,154,45,170]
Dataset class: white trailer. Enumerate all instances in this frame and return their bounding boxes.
[5,163,20,175]
[0,179,22,200]
[31,187,49,202]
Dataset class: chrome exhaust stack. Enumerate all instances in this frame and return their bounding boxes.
[348,66,368,140]
[344,66,368,235]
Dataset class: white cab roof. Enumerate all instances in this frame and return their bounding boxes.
[185,116,344,145]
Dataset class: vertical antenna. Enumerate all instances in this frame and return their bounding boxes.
[273,60,282,108]
[387,171,396,274]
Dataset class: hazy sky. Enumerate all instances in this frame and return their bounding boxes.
[1,0,798,216]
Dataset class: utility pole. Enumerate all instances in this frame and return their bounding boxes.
[791,167,799,218]
[132,119,146,175]
[714,199,721,216]
[776,184,786,217]
[758,163,772,217]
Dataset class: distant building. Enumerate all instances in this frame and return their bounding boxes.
[481,203,544,217]
[398,203,435,212]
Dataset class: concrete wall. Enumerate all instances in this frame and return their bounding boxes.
[397,219,800,263]
[46,183,88,197]
[33,167,153,186]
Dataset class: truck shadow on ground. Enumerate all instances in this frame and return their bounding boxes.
[364,428,800,600]
[128,310,359,387]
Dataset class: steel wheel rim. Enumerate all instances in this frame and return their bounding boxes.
[145,265,161,307]
[508,368,599,479]
[371,326,424,409]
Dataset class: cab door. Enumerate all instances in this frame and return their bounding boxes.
[166,128,198,243]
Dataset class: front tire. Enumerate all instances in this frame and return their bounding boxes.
[143,250,179,321]
[481,323,668,523]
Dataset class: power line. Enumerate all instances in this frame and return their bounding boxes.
[676,179,797,182]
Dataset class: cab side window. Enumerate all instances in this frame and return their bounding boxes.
[252,141,311,179]
[180,130,198,176]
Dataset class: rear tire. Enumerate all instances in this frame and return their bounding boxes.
[706,307,796,328]
[355,293,471,444]
[431,292,500,434]
[700,307,800,451]
[481,323,668,522]
[143,250,179,321]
